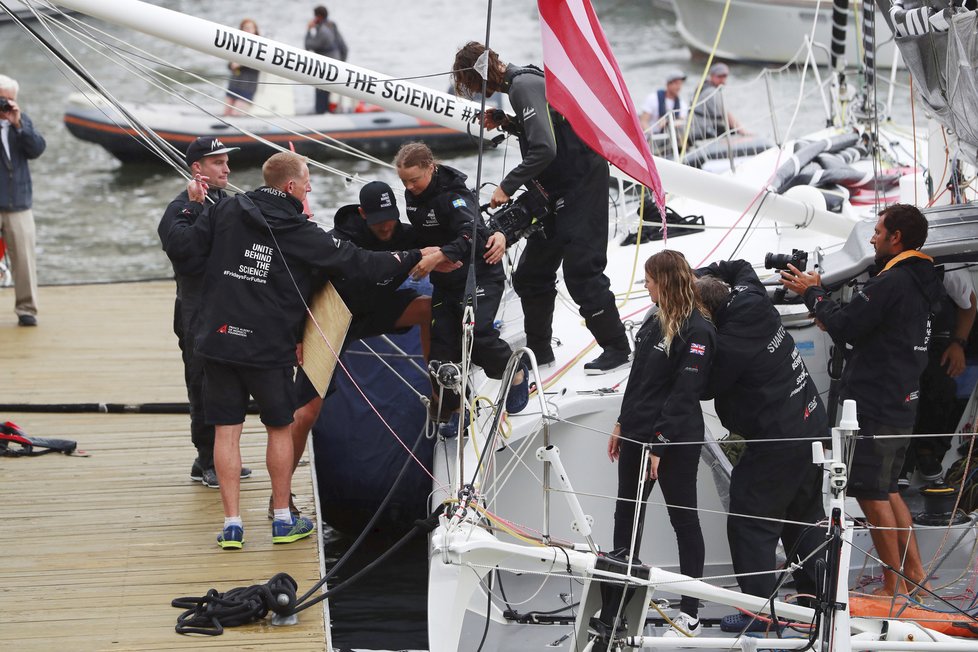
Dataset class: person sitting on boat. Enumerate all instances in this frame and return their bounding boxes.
[162,151,424,550]
[781,203,945,596]
[224,18,260,116]
[157,136,252,489]
[689,62,749,141]
[452,42,633,375]
[607,250,715,638]
[287,180,436,514]
[695,261,827,622]
[639,69,688,138]
[304,5,347,114]
[394,141,529,433]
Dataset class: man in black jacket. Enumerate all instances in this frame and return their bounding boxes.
[696,261,827,612]
[781,203,945,595]
[163,152,422,549]
[452,42,631,374]
[287,181,432,492]
[158,137,251,489]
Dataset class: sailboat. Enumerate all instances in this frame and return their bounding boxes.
[28,0,978,649]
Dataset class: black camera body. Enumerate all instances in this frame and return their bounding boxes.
[484,180,551,247]
[764,248,808,272]
[0,98,10,112]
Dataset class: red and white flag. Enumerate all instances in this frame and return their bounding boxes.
[537,0,665,214]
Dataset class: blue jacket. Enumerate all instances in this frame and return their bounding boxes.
[0,114,46,211]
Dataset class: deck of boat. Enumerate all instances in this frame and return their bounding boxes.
[0,280,330,651]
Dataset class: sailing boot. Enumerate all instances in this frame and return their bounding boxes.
[521,293,557,366]
[582,306,631,375]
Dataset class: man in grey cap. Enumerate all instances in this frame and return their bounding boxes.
[157,137,252,488]
[690,62,748,140]
[639,69,688,135]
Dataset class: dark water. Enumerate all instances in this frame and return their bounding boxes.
[3,2,914,648]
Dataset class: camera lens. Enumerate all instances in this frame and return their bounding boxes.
[764,252,789,270]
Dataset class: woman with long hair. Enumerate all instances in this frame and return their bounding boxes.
[607,249,715,637]
[224,18,261,116]
[394,142,528,431]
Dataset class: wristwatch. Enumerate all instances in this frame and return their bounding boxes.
[949,336,968,348]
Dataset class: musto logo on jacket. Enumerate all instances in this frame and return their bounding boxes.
[216,323,253,338]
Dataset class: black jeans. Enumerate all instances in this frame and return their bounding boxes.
[614,436,704,617]
[728,442,826,599]
[173,294,214,468]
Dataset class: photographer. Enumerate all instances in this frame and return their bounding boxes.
[0,75,46,327]
[696,260,826,618]
[452,42,631,374]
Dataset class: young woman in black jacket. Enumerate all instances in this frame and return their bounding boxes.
[607,250,715,637]
[394,142,528,429]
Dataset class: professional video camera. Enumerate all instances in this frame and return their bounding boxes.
[482,180,551,247]
[764,248,808,272]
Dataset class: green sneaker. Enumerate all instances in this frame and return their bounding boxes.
[217,524,244,550]
[271,516,315,544]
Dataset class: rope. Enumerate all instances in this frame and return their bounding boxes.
[172,573,297,636]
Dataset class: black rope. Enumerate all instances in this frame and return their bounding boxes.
[0,401,259,414]
[171,572,297,636]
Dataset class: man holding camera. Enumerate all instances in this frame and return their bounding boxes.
[452,42,631,374]
[0,75,46,327]
[781,203,944,596]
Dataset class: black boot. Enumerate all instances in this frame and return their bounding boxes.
[583,306,630,375]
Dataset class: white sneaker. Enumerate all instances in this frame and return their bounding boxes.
[663,611,701,638]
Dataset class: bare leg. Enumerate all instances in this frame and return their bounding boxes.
[290,396,322,472]
[214,423,244,518]
[859,496,921,595]
[267,424,294,512]
[889,492,928,588]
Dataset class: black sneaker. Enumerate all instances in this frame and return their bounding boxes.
[17,314,37,327]
[194,463,253,488]
[583,348,631,375]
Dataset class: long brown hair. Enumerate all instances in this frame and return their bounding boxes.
[452,41,506,98]
[645,250,706,351]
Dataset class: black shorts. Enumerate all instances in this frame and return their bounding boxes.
[847,418,912,501]
[294,288,421,406]
[202,361,296,427]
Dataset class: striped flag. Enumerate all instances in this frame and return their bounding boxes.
[537,0,665,214]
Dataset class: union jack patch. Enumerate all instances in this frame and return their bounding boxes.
[452,198,466,209]
[689,343,706,355]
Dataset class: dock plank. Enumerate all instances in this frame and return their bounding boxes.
[0,282,330,651]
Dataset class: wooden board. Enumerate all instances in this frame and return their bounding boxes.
[300,282,351,399]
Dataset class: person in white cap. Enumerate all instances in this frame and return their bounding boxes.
[639,70,688,135]
[690,62,748,140]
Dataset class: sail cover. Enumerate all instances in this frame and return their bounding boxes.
[882,1,978,165]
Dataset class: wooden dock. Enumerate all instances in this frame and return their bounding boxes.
[0,281,330,651]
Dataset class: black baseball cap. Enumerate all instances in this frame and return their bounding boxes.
[359,181,399,224]
[185,137,240,166]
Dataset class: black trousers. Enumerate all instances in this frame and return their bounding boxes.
[173,294,214,468]
[614,437,704,617]
[429,276,513,412]
[512,162,627,353]
[727,442,826,599]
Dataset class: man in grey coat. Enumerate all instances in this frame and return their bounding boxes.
[0,74,46,327]
[304,6,348,114]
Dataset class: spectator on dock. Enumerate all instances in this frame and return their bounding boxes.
[162,151,424,549]
[157,137,252,490]
[224,18,261,116]
[781,203,944,596]
[304,6,347,114]
[0,74,46,327]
